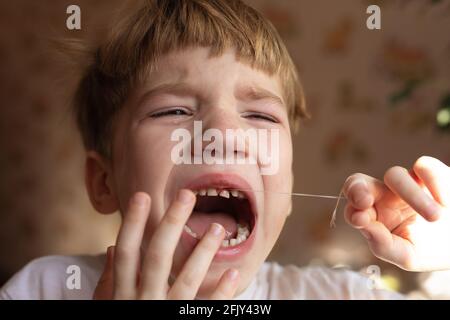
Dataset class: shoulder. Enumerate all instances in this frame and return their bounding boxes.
[257,262,403,300]
[0,254,105,300]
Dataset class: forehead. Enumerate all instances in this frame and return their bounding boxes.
[140,47,284,100]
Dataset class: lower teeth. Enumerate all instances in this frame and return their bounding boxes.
[183,223,250,247]
[183,225,198,238]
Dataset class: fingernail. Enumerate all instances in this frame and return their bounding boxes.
[425,200,441,218]
[210,223,224,236]
[133,193,149,207]
[351,181,368,206]
[178,189,194,204]
[350,179,368,190]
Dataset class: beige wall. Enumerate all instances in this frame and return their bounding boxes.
[1,0,449,293]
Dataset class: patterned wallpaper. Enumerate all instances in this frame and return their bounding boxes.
[1,0,449,294]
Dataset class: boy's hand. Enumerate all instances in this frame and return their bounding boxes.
[343,156,450,272]
[93,190,240,300]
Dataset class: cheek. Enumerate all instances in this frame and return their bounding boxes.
[261,199,288,251]
[261,176,293,246]
[280,131,293,167]
[113,125,177,211]
[261,131,293,239]
[129,125,176,177]
[269,131,293,190]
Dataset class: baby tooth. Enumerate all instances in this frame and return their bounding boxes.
[237,223,246,231]
[192,190,198,195]
[199,189,207,196]
[237,191,245,199]
[222,239,229,247]
[230,190,239,197]
[207,188,218,196]
[237,224,250,237]
[184,225,198,238]
[230,239,237,246]
[219,190,230,198]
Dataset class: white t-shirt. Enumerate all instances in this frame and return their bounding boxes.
[0,255,403,300]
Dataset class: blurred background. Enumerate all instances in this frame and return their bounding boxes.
[0,0,449,297]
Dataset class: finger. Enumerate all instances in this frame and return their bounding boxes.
[139,189,196,299]
[113,192,151,299]
[167,223,225,300]
[209,269,240,300]
[343,173,389,210]
[345,199,412,233]
[344,206,413,266]
[413,156,450,207]
[93,246,115,300]
[358,218,417,270]
[344,204,376,229]
[384,166,442,222]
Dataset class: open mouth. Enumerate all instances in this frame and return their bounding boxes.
[183,187,256,249]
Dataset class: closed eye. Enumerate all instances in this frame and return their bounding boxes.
[242,112,279,123]
[149,107,192,118]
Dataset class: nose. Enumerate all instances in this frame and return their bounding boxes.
[202,106,242,134]
[190,107,253,162]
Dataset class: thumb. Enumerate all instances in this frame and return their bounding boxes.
[93,246,115,300]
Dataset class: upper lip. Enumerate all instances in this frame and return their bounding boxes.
[183,173,259,223]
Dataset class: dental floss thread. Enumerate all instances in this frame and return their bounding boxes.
[329,188,345,228]
[239,188,346,228]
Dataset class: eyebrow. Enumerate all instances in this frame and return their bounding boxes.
[138,82,198,102]
[235,85,285,108]
[136,82,285,109]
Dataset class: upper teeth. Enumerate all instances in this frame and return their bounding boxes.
[193,188,246,199]
[219,190,229,198]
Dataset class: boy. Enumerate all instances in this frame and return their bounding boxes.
[1,0,449,300]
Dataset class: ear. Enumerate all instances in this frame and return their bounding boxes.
[85,151,119,214]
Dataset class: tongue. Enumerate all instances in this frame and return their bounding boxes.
[187,211,238,239]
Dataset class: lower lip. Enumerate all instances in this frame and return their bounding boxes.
[180,223,257,262]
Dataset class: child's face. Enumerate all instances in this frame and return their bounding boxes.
[108,47,293,296]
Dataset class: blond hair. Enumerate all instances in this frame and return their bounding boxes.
[74,0,309,157]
